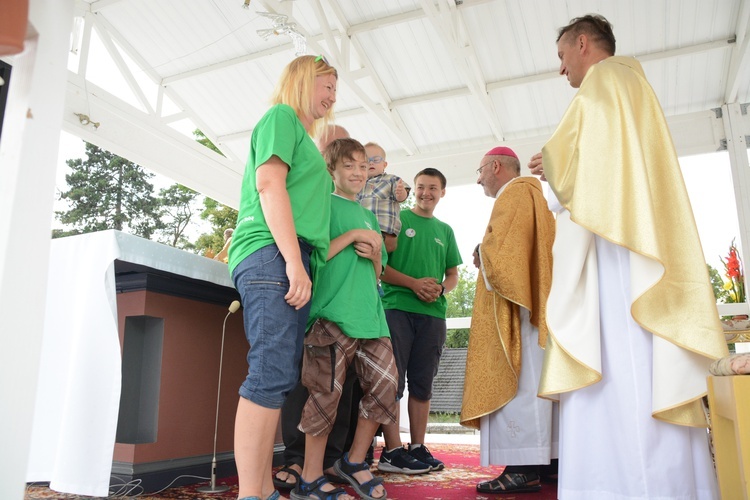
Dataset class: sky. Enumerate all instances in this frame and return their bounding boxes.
[55,131,742,274]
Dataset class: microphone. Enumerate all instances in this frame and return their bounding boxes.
[197,300,241,494]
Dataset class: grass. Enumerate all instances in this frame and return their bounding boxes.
[428,412,460,423]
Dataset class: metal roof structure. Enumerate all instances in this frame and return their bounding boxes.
[62,0,750,207]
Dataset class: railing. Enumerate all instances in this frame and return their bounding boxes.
[448,301,750,331]
[446,317,471,330]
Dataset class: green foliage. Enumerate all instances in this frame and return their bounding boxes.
[156,184,200,249]
[444,266,477,349]
[189,129,238,255]
[401,192,415,210]
[708,264,731,303]
[446,266,477,317]
[193,129,224,157]
[445,329,469,349]
[194,197,239,256]
[428,411,460,423]
[51,228,83,239]
[56,142,162,238]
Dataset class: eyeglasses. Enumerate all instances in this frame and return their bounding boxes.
[476,159,494,175]
[315,54,330,66]
[368,156,384,164]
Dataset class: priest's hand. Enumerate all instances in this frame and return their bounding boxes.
[528,152,546,181]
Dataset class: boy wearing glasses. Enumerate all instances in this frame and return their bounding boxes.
[357,142,410,253]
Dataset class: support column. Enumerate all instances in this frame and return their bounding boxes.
[0,1,74,498]
[722,102,750,313]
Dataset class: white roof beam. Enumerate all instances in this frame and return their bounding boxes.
[91,11,230,156]
[321,0,419,152]
[160,0,492,85]
[213,36,737,145]
[309,0,341,62]
[252,0,418,153]
[419,0,505,141]
[63,78,241,207]
[91,15,154,116]
[75,11,93,79]
[88,0,124,13]
[725,0,750,103]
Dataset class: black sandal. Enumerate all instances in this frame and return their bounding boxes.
[290,476,349,500]
[476,471,542,493]
[273,465,301,490]
[334,452,387,500]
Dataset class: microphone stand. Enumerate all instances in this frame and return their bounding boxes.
[197,301,240,493]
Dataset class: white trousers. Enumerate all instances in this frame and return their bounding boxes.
[558,236,718,499]
[480,308,559,466]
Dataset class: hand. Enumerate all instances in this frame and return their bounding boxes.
[528,152,546,181]
[284,259,312,310]
[395,179,407,201]
[353,241,379,261]
[412,277,442,303]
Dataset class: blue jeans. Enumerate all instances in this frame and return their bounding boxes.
[232,240,313,409]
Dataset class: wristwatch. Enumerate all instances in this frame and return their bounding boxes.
[439,283,446,296]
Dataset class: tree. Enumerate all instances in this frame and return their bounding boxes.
[156,184,199,249]
[444,265,477,348]
[194,196,239,256]
[191,129,238,255]
[56,142,162,239]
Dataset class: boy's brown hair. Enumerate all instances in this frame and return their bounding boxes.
[323,138,367,174]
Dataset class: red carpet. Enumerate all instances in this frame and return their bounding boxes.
[25,443,558,499]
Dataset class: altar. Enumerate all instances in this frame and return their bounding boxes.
[26,231,248,496]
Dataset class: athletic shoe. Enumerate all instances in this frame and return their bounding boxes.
[377,447,431,474]
[408,443,445,471]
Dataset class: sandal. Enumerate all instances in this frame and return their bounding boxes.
[239,492,280,500]
[334,452,387,500]
[476,471,542,493]
[324,469,347,485]
[273,464,301,490]
[290,476,349,500]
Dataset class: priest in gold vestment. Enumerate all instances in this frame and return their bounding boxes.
[460,146,557,494]
[529,15,728,500]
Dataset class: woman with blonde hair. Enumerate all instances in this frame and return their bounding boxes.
[228,54,338,500]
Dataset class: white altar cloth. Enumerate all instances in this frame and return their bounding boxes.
[26,230,234,497]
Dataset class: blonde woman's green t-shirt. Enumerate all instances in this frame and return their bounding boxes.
[228,104,331,279]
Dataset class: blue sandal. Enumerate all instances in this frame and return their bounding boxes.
[334,452,387,500]
[290,475,349,500]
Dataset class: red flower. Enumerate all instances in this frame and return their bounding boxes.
[721,240,746,304]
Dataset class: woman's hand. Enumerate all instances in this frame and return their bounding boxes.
[284,259,312,309]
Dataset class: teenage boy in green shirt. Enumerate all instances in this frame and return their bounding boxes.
[377,168,462,474]
[293,138,398,500]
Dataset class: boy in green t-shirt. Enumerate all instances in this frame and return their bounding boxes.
[293,138,397,500]
[377,168,462,475]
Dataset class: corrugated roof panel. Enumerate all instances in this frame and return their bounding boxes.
[354,19,465,100]
[68,0,749,196]
[397,95,497,152]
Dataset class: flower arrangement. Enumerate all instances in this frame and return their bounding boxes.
[720,239,746,304]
